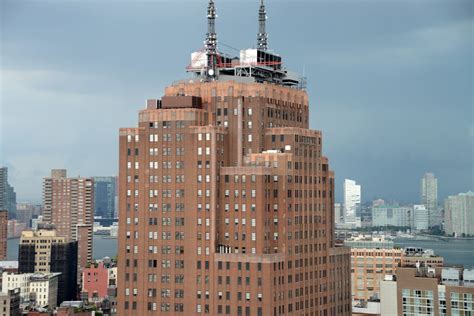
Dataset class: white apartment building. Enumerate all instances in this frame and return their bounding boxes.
[444,191,474,236]
[343,179,361,221]
[2,272,60,309]
[372,205,411,227]
[412,204,429,231]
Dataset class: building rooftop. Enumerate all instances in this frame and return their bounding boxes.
[396,266,474,287]
[185,0,305,89]
[29,272,61,281]
[0,261,18,269]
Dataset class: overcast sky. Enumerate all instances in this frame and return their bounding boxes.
[1,0,472,204]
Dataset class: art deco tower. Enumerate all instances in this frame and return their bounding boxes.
[117,1,351,314]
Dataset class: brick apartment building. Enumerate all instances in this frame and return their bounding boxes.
[42,169,93,280]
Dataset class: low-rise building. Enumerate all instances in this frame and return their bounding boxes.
[401,247,444,268]
[346,236,403,302]
[346,235,446,307]
[0,261,19,293]
[1,272,60,309]
[380,266,474,315]
[0,288,20,316]
[82,262,109,300]
[344,235,394,250]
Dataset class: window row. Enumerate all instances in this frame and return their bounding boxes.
[148,121,186,129]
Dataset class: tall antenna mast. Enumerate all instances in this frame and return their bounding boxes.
[205,0,218,79]
[257,0,268,51]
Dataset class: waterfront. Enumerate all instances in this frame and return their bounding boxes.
[9,235,470,264]
[393,238,474,268]
[6,235,474,267]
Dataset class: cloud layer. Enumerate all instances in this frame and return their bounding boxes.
[1,0,472,204]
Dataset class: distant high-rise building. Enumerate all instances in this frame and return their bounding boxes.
[42,169,94,280]
[18,228,78,305]
[372,205,411,227]
[334,202,343,224]
[93,177,117,219]
[411,204,429,231]
[15,202,39,227]
[420,172,438,210]
[372,199,385,207]
[428,207,443,228]
[0,168,7,211]
[117,1,352,314]
[343,179,361,221]
[0,167,17,219]
[0,210,7,260]
[444,191,474,237]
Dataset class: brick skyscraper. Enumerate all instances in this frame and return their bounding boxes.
[118,1,351,315]
[43,169,94,281]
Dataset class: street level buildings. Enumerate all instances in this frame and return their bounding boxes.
[42,169,93,279]
[117,1,352,314]
[444,191,474,237]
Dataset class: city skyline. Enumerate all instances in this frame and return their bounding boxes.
[0,1,472,314]
[1,0,472,203]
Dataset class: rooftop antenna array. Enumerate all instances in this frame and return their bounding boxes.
[186,0,302,89]
[204,0,218,79]
[257,0,268,51]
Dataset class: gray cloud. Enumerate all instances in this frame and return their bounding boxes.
[1,0,472,203]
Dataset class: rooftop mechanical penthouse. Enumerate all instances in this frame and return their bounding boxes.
[117,1,351,315]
